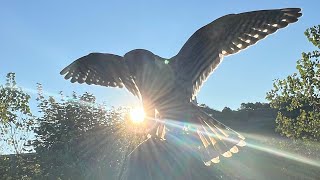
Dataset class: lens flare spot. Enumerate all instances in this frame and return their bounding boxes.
[130,107,145,123]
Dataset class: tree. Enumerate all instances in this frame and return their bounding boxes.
[0,73,38,179]
[0,73,35,154]
[240,102,255,110]
[0,75,147,179]
[222,107,232,113]
[240,102,271,111]
[266,25,320,140]
[32,85,146,179]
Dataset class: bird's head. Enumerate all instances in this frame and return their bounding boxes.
[124,49,155,62]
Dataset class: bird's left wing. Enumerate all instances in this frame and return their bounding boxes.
[60,53,141,98]
[170,8,302,100]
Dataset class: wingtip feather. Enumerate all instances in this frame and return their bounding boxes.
[281,8,301,12]
[60,67,69,75]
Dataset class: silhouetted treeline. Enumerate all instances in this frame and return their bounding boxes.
[199,102,277,122]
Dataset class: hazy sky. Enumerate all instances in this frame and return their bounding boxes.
[0,1,319,110]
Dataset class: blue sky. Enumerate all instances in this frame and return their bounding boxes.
[0,1,319,111]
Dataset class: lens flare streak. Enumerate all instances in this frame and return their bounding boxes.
[150,118,320,168]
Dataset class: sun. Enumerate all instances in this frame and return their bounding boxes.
[129,107,145,123]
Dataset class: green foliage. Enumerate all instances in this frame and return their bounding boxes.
[222,106,232,113]
[200,102,276,124]
[32,85,146,179]
[240,102,271,111]
[0,73,38,179]
[266,25,320,141]
[0,77,146,179]
[305,25,320,48]
[0,154,41,180]
[0,73,35,154]
[0,73,31,124]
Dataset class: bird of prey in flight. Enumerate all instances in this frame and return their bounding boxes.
[61,8,302,166]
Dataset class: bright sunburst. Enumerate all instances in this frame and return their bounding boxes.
[130,107,145,123]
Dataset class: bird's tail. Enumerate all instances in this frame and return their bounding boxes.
[192,104,246,166]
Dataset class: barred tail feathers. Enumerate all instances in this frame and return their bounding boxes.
[194,106,246,166]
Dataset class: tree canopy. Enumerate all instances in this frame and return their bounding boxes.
[0,73,35,154]
[32,86,146,179]
[266,25,320,140]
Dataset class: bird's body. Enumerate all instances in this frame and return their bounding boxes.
[61,8,302,166]
[123,49,203,122]
[123,49,179,119]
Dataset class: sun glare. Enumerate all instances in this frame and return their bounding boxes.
[130,107,145,123]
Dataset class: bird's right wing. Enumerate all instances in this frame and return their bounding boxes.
[171,8,302,100]
[60,53,141,98]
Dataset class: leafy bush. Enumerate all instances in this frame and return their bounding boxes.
[266,25,320,140]
[0,73,38,178]
[32,86,146,179]
[0,73,35,154]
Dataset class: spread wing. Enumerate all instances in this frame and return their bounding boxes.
[171,8,302,100]
[60,53,141,98]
